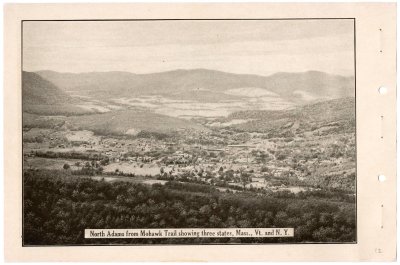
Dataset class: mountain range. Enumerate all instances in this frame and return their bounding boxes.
[22,69,355,136]
[22,69,355,119]
[35,69,355,103]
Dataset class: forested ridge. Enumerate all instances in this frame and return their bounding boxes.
[23,170,356,245]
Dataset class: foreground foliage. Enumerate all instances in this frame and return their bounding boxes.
[23,170,355,245]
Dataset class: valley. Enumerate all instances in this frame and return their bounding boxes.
[23,93,355,193]
[22,68,356,244]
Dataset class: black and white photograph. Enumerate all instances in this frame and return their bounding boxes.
[22,19,356,245]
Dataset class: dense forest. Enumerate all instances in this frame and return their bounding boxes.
[23,169,356,245]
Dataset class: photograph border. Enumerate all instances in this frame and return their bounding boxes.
[5,3,396,261]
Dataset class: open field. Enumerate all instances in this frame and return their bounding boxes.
[24,158,82,171]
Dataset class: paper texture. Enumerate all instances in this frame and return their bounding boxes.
[3,3,396,262]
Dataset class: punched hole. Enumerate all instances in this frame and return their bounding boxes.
[378,86,388,95]
[378,175,386,182]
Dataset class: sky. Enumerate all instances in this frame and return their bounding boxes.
[23,19,355,76]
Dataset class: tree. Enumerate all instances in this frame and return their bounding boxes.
[34,135,44,143]
[100,158,109,166]
[63,163,70,170]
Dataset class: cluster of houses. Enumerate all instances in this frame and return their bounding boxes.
[26,129,307,191]
[90,137,300,190]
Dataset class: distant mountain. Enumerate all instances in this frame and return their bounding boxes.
[262,71,354,99]
[36,69,355,103]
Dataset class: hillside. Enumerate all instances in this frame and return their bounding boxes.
[216,97,355,135]
[24,171,356,245]
[66,109,207,136]
[22,71,90,115]
[23,108,207,137]
[36,69,354,103]
[22,71,79,105]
